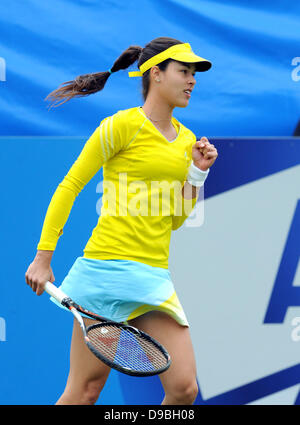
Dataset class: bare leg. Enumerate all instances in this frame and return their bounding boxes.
[56,318,111,405]
[128,311,198,405]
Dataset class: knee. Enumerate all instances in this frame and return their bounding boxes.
[82,379,105,405]
[62,377,106,405]
[168,379,199,405]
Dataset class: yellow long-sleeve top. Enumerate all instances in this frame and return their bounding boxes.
[37,106,198,269]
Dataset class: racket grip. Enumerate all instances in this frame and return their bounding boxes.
[44,281,68,304]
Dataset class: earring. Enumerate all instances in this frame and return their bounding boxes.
[156,79,160,82]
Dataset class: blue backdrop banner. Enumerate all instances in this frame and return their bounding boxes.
[0,0,299,137]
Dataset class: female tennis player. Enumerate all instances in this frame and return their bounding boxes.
[25,37,218,405]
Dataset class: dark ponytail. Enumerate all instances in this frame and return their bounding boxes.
[45,45,143,108]
[45,37,184,108]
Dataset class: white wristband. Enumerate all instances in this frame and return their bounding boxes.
[187,162,210,187]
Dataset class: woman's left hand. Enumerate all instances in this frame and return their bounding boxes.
[192,137,218,171]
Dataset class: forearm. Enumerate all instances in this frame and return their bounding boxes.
[35,249,54,265]
[181,181,200,200]
[183,161,210,198]
[172,163,208,230]
[37,183,75,251]
[172,182,199,231]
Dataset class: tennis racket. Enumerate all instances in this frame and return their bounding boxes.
[44,281,171,377]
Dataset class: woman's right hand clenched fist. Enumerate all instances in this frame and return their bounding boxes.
[25,251,55,296]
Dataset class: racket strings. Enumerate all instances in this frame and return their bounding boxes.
[86,324,167,372]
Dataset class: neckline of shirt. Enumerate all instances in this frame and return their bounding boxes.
[137,106,181,143]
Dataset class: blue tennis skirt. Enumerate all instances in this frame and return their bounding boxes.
[50,257,189,327]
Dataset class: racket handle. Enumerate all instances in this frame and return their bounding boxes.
[44,281,68,304]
